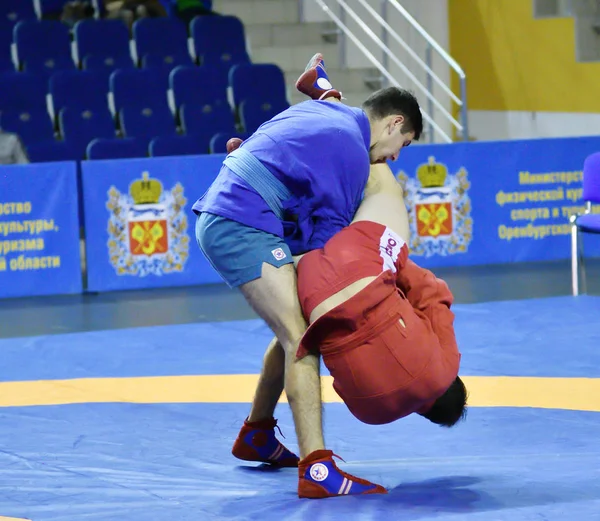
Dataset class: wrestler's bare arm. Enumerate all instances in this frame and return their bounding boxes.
[352,163,411,244]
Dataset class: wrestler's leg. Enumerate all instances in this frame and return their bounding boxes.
[221,140,289,423]
[247,337,285,421]
[239,263,324,458]
[352,162,411,242]
[223,142,320,433]
[231,335,304,468]
[246,255,314,422]
[231,256,386,498]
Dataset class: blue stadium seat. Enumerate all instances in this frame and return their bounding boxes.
[119,105,177,139]
[191,16,249,70]
[149,135,210,157]
[27,140,78,163]
[23,54,76,80]
[74,19,131,68]
[0,108,55,146]
[209,131,250,154]
[142,54,192,90]
[133,17,191,65]
[240,98,290,133]
[229,63,287,108]
[78,19,133,89]
[180,103,235,138]
[83,54,134,89]
[169,65,228,111]
[202,50,250,73]
[110,68,169,113]
[0,24,15,72]
[0,71,48,112]
[59,107,116,159]
[14,20,73,72]
[87,137,148,160]
[74,20,131,63]
[0,1,36,28]
[50,70,109,114]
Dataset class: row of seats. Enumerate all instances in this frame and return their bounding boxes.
[0,64,288,158]
[27,132,250,162]
[0,16,249,81]
[0,2,290,163]
[1,97,284,158]
[0,64,287,115]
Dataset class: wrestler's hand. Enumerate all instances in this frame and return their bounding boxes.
[226,137,244,154]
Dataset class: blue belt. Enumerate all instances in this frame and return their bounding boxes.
[223,148,291,220]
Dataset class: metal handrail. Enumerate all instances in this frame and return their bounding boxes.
[387,0,469,142]
[313,0,453,142]
[338,0,461,131]
[354,0,461,105]
[387,0,466,79]
[303,0,468,143]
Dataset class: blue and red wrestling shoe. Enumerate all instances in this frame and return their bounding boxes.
[295,52,342,101]
[298,449,388,499]
[231,417,299,467]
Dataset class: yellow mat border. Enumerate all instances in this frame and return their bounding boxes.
[1,375,599,412]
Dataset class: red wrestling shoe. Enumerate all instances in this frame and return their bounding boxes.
[298,450,387,499]
[226,137,244,154]
[231,417,299,467]
[295,53,342,101]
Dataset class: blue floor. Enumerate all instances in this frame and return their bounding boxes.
[1,295,600,520]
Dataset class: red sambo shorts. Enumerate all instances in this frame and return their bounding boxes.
[296,220,447,425]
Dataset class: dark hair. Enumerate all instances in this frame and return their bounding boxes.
[422,376,468,427]
[362,87,423,140]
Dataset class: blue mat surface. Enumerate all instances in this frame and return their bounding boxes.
[1,295,599,381]
[1,296,599,520]
[1,405,599,521]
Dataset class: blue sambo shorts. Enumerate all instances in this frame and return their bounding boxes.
[195,212,294,288]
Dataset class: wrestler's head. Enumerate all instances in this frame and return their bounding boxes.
[362,87,423,164]
[421,376,468,427]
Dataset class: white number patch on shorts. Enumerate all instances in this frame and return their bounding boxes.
[379,227,405,273]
